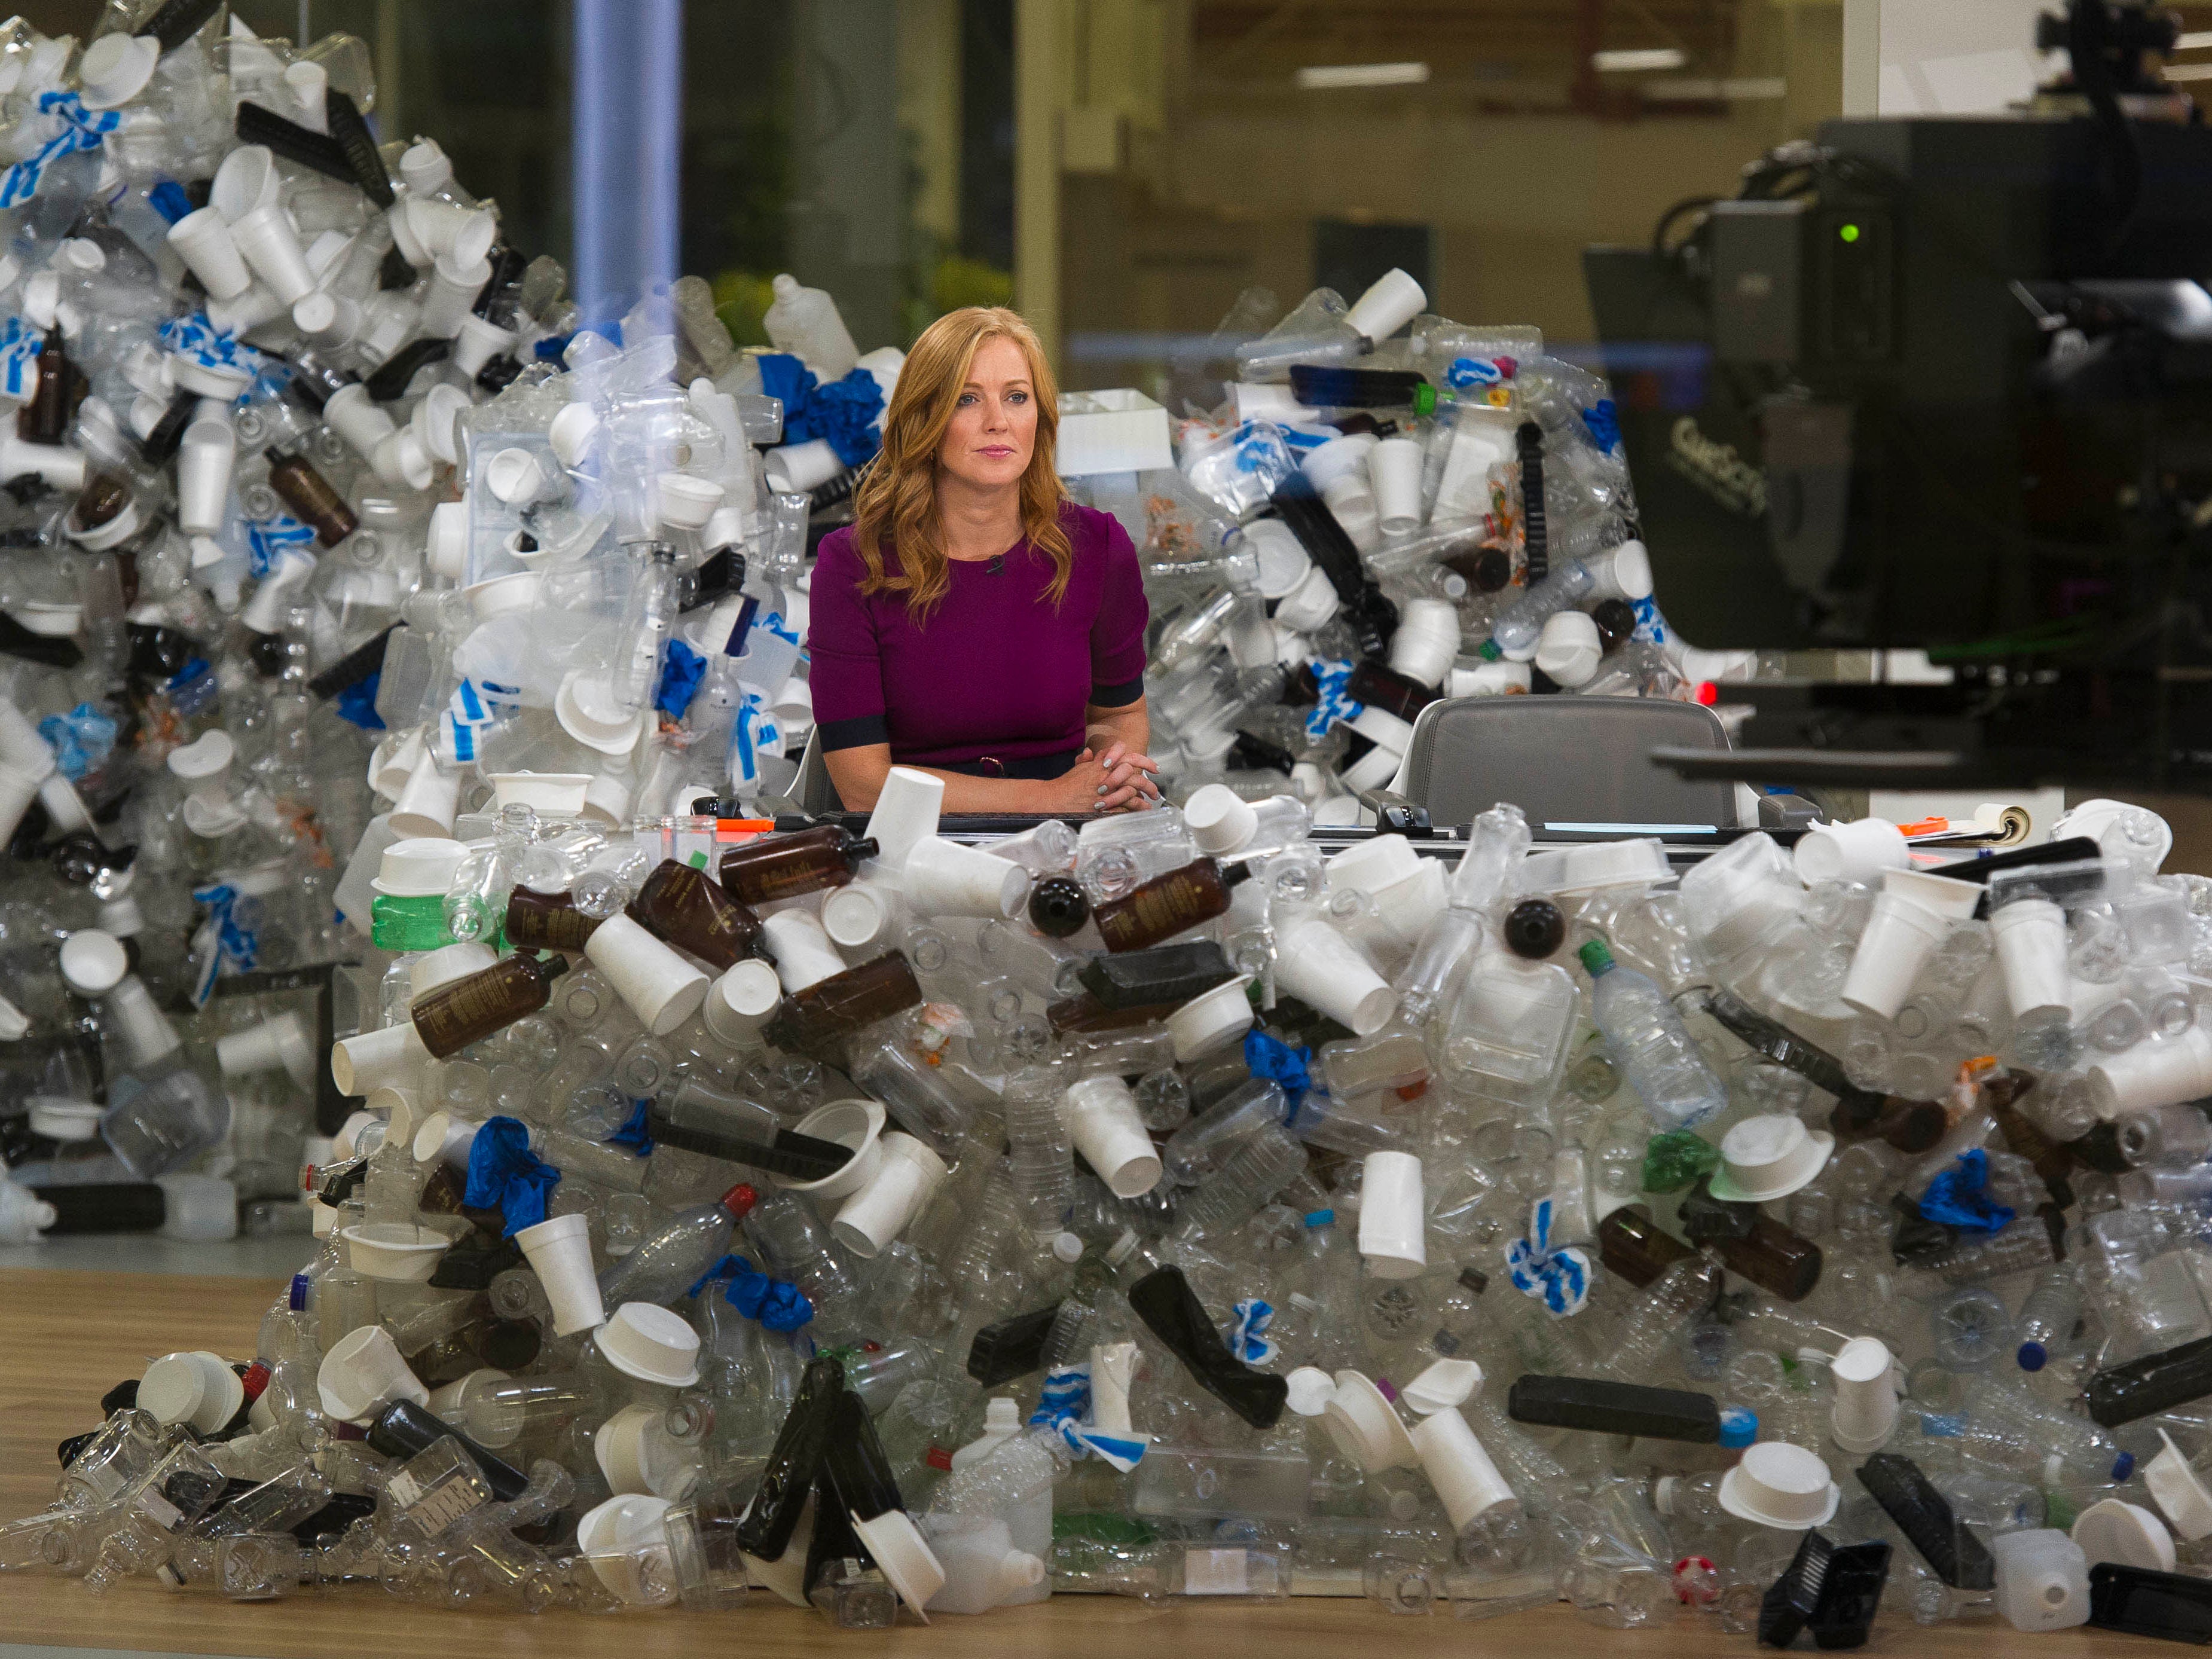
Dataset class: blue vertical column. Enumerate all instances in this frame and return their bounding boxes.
[572,0,683,322]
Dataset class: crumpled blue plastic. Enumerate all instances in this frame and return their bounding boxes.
[1918,1148,2016,1236]
[606,1098,656,1154]
[1581,396,1622,456]
[689,1252,813,1331]
[1244,1029,1312,1118]
[655,637,706,720]
[463,1117,563,1236]
[38,702,117,780]
[0,92,117,209]
[334,671,385,732]
[757,353,885,468]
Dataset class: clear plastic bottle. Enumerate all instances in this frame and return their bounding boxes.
[1449,802,1532,911]
[1174,1122,1307,1239]
[606,542,683,717]
[1579,940,1727,1131]
[596,1181,757,1309]
[1602,1254,1725,1384]
[1490,561,1595,659]
[1002,1069,1074,1240]
[2015,1263,2086,1373]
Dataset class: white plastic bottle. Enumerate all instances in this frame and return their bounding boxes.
[763,274,860,379]
[944,1398,1052,1605]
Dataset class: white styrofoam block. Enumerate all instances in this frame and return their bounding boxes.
[1056,388,1173,476]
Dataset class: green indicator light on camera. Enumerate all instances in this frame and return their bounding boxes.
[1838,222,1861,243]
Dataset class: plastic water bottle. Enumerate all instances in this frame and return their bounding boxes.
[2015,1263,2086,1372]
[763,273,860,378]
[1002,1070,1074,1240]
[1579,940,1727,1131]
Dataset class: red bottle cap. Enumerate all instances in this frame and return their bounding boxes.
[722,1182,759,1219]
[239,1361,271,1403]
[925,1446,954,1472]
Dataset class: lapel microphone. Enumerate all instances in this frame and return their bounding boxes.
[987,554,1004,575]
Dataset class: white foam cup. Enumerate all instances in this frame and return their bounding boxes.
[760,909,847,993]
[1061,1074,1163,1199]
[1274,918,1397,1035]
[316,1325,429,1423]
[900,835,1029,918]
[515,1212,606,1336]
[1990,897,2073,1023]
[1358,1150,1427,1279]
[1792,817,1909,885]
[832,1132,950,1257]
[582,913,710,1035]
[1369,437,1426,536]
[166,206,252,300]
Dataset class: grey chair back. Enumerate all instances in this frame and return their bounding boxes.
[792,728,847,815]
[1396,695,1742,830]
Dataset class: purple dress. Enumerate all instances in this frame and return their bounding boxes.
[806,502,1148,775]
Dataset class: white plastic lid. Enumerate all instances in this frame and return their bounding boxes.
[1521,836,1669,895]
[59,929,129,997]
[1285,1366,1337,1417]
[2073,1498,2177,1573]
[166,728,235,784]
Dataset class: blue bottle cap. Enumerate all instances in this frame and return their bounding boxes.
[1718,1406,1757,1448]
[1304,1209,1334,1227]
[2113,1450,2136,1482]
[289,1272,310,1312]
[2018,1340,2047,1372]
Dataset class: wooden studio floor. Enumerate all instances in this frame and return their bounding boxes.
[0,1268,2176,1658]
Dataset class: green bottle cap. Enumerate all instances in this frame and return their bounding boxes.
[1476,638,1502,662]
[1412,381,1437,418]
[1578,939,1616,977]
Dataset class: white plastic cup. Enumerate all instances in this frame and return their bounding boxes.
[341,1221,454,1283]
[582,913,710,1036]
[1792,817,1909,885]
[175,409,236,536]
[1388,597,1460,688]
[1345,267,1428,343]
[832,1132,949,1257]
[2088,1025,2212,1120]
[211,143,280,221]
[774,1100,887,1200]
[316,1324,430,1423]
[1184,785,1258,858]
[214,1011,315,1090]
[1839,891,1951,1020]
[1369,437,1426,536]
[1534,609,1604,689]
[139,1351,246,1436]
[1829,1336,1899,1455]
[703,959,784,1047]
[1990,898,2072,1024]
[577,1493,677,1606]
[763,438,843,494]
[166,206,252,300]
[654,473,726,534]
[515,1212,606,1336]
[403,195,497,268]
[1274,919,1397,1035]
[387,756,462,839]
[1358,1150,1426,1279]
[760,909,847,994]
[228,203,316,304]
[821,881,894,952]
[900,836,1029,919]
[1167,974,1255,1063]
[1585,540,1655,602]
[330,1022,430,1096]
[1062,1074,1163,1199]
[420,253,493,338]
[1273,562,1340,632]
[864,766,943,866]
[322,383,396,458]
[1410,1408,1516,1532]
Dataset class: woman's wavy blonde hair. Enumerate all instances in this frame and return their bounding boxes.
[850,305,1070,623]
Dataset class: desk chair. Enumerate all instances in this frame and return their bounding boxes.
[1386,695,1746,831]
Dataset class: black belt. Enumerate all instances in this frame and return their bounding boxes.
[927,747,1081,781]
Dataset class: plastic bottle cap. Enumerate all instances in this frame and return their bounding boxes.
[1052,1232,1084,1264]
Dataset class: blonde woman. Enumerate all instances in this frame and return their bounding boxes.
[807,305,1160,813]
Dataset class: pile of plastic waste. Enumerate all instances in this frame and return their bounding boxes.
[0,4,904,1240]
[1077,267,1763,817]
[17,5,2212,1647]
[17,723,2212,1634]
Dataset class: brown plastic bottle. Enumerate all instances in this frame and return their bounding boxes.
[411,952,570,1058]
[1092,859,1250,954]
[719,826,879,905]
[19,337,73,443]
[761,952,921,1057]
[1044,991,1185,1036]
[267,448,360,546]
[1708,1216,1823,1303]
[1596,1205,1700,1289]
[503,888,604,953]
[627,859,763,970]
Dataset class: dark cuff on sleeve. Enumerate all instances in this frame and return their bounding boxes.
[817,714,889,751]
[1088,675,1145,709]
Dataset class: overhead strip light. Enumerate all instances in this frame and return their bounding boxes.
[1593,48,1687,72]
[1295,62,1431,90]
